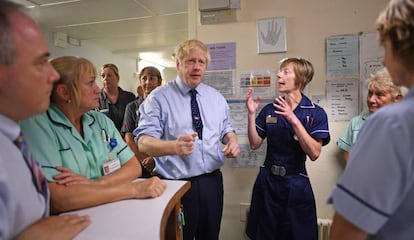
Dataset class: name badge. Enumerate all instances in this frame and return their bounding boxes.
[103,158,121,175]
[266,116,277,123]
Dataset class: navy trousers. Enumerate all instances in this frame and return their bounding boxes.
[181,169,223,240]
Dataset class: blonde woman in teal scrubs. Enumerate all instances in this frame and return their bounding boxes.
[20,56,166,214]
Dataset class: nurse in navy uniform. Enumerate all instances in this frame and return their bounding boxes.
[245,58,330,240]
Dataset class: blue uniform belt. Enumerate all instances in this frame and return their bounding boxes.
[264,164,305,176]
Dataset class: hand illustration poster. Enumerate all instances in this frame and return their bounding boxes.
[257,17,287,54]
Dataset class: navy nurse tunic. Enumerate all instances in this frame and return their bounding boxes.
[246,94,330,240]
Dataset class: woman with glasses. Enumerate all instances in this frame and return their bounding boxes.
[245,58,330,240]
[121,66,162,177]
[98,63,135,133]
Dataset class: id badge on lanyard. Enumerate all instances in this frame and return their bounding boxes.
[103,158,121,175]
[101,129,121,175]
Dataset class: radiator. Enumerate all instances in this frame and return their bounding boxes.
[318,218,332,240]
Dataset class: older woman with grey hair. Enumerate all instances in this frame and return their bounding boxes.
[337,67,405,162]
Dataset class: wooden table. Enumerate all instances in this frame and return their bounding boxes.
[63,179,190,240]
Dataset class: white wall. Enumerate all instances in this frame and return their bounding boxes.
[189,0,389,239]
[43,29,138,93]
[44,30,181,92]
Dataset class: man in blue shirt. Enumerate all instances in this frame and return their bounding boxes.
[0,1,90,239]
[135,39,240,240]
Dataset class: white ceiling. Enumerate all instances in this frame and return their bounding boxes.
[14,0,189,68]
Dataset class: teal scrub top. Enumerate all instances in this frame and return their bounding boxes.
[336,112,371,152]
[20,104,134,181]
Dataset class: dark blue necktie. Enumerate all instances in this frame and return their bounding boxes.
[190,89,203,140]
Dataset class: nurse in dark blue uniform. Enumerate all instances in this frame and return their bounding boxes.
[245,58,330,240]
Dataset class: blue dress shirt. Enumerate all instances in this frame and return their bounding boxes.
[134,76,235,179]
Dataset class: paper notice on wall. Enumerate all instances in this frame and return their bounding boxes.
[231,142,266,168]
[326,79,359,121]
[204,70,235,96]
[326,35,359,79]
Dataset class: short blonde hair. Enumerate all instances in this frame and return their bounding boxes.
[279,58,314,91]
[175,39,211,66]
[50,56,96,107]
[377,0,414,69]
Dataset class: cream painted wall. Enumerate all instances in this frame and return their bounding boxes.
[189,0,389,239]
